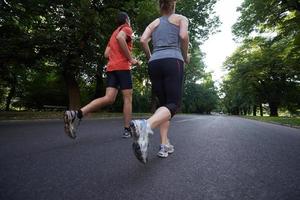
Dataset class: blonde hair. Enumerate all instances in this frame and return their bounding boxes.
[159,0,176,14]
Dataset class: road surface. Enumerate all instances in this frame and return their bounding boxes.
[0,115,300,200]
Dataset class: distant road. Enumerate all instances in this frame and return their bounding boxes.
[1,115,300,200]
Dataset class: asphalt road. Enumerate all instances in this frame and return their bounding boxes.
[0,115,300,200]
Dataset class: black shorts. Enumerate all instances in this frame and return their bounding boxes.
[106,70,132,90]
[148,58,184,116]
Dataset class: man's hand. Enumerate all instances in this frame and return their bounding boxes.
[130,58,142,68]
[130,58,138,65]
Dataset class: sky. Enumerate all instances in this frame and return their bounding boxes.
[200,0,243,84]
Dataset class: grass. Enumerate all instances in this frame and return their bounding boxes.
[243,116,300,128]
[0,111,151,121]
[2,111,299,129]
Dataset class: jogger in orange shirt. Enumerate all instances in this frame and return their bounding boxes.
[63,12,139,139]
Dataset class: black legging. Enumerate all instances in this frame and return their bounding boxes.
[148,58,184,117]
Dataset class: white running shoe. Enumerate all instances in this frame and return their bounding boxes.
[63,110,81,139]
[130,119,153,164]
[157,141,174,158]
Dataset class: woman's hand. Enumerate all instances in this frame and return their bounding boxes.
[184,54,190,64]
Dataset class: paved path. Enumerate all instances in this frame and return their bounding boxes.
[0,115,300,200]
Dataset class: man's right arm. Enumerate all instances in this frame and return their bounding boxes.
[104,45,110,58]
[116,31,137,65]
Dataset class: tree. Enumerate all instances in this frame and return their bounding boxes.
[182,45,219,114]
[222,37,300,116]
[1,0,220,113]
[233,0,300,39]
[224,0,300,116]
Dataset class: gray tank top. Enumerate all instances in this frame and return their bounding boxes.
[149,15,184,62]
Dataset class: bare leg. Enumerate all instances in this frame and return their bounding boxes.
[159,120,170,145]
[147,106,171,130]
[121,89,133,128]
[81,87,118,116]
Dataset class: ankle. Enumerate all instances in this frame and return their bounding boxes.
[77,109,83,119]
[145,120,154,134]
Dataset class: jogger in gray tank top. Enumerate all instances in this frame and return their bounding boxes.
[129,0,190,164]
[149,16,184,62]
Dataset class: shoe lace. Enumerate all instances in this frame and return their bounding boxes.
[159,144,166,152]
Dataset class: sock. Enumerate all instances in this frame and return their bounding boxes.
[145,120,153,135]
[77,109,83,119]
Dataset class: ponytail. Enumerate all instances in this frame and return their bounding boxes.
[159,0,176,14]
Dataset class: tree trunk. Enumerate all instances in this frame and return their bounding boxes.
[259,104,263,116]
[269,102,278,117]
[282,0,300,12]
[5,85,15,111]
[252,105,257,116]
[244,108,248,115]
[63,71,81,110]
[5,74,16,111]
[235,107,239,115]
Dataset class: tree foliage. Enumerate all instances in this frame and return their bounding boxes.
[222,0,300,116]
[222,36,300,116]
[1,0,220,113]
[233,0,300,39]
[182,44,218,114]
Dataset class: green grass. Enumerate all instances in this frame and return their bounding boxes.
[243,116,300,128]
[0,111,151,121]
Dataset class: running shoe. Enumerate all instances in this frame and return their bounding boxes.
[63,110,81,139]
[122,127,132,138]
[130,119,153,164]
[166,139,175,153]
[157,141,174,158]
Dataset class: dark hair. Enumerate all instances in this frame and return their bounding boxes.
[116,12,129,26]
[159,0,176,13]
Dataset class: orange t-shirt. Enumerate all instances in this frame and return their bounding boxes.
[106,24,133,71]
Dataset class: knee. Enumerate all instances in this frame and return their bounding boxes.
[165,103,179,118]
[104,96,115,105]
[122,92,132,104]
[123,95,132,104]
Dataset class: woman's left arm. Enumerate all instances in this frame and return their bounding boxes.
[140,19,159,60]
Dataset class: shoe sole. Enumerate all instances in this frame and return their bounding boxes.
[167,149,174,154]
[157,153,168,158]
[122,133,132,138]
[63,113,76,139]
[132,142,147,163]
[157,150,174,158]
[157,147,174,158]
[130,121,147,164]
